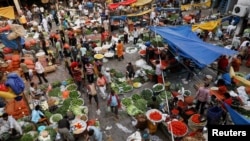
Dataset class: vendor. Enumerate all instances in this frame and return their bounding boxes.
[86,126,102,141]
[29,82,43,101]
[0,113,23,137]
[31,105,50,126]
[145,42,155,64]
[126,62,135,85]
[58,116,75,141]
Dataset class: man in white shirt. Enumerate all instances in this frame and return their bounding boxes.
[35,58,48,84]
[153,17,159,26]
[40,6,44,14]
[0,113,22,136]
[78,3,83,15]
[42,17,49,32]
[226,24,236,36]
[150,10,156,25]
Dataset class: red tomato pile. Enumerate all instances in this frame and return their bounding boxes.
[191,114,201,123]
[149,111,162,121]
[168,121,188,137]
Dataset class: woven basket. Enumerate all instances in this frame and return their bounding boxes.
[188,116,207,131]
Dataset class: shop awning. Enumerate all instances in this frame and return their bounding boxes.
[0,6,15,19]
[181,0,211,11]
[132,0,152,7]
[127,9,152,17]
[192,19,221,31]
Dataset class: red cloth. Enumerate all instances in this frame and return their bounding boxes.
[218,57,229,71]
[70,62,78,69]
[222,97,232,110]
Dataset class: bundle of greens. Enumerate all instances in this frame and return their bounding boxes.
[48,87,60,97]
[131,94,142,102]
[121,97,133,107]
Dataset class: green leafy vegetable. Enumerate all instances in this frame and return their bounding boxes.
[66,78,74,85]
[131,94,142,102]
[152,84,164,93]
[159,91,172,99]
[52,114,62,122]
[44,111,53,119]
[21,134,33,141]
[51,81,61,88]
[134,99,147,112]
[23,124,34,133]
[48,87,61,97]
[115,72,124,78]
[123,85,133,93]
[121,97,133,107]
[67,84,77,91]
[71,99,84,106]
[45,127,57,141]
[141,89,153,101]
[69,91,80,98]
[70,105,83,116]
[126,105,142,116]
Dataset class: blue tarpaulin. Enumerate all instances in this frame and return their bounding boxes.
[110,15,127,21]
[155,7,180,12]
[149,26,237,68]
[0,34,25,49]
[224,103,250,125]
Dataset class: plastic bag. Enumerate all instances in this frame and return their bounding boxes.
[126,131,142,141]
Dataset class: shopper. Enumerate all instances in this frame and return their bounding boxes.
[107,90,121,119]
[116,40,124,61]
[35,58,48,84]
[195,83,210,115]
[96,73,107,99]
[87,82,99,109]
[85,61,95,83]
[20,59,31,81]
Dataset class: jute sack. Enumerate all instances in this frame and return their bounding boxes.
[7,32,19,40]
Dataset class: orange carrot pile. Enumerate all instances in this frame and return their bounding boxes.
[171,109,179,115]
[168,121,188,137]
[149,111,162,121]
[191,114,201,123]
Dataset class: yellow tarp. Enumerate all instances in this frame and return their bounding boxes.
[127,9,152,17]
[192,19,221,31]
[132,0,152,7]
[181,0,211,11]
[0,6,15,19]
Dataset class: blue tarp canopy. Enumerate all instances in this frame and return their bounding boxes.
[155,7,180,12]
[110,16,127,21]
[224,103,250,125]
[149,26,237,68]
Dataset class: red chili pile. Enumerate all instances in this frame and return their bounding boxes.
[168,121,188,137]
[191,114,201,123]
[149,111,162,121]
[171,109,179,115]
[185,109,195,115]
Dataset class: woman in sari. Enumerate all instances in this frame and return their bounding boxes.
[116,40,124,61]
